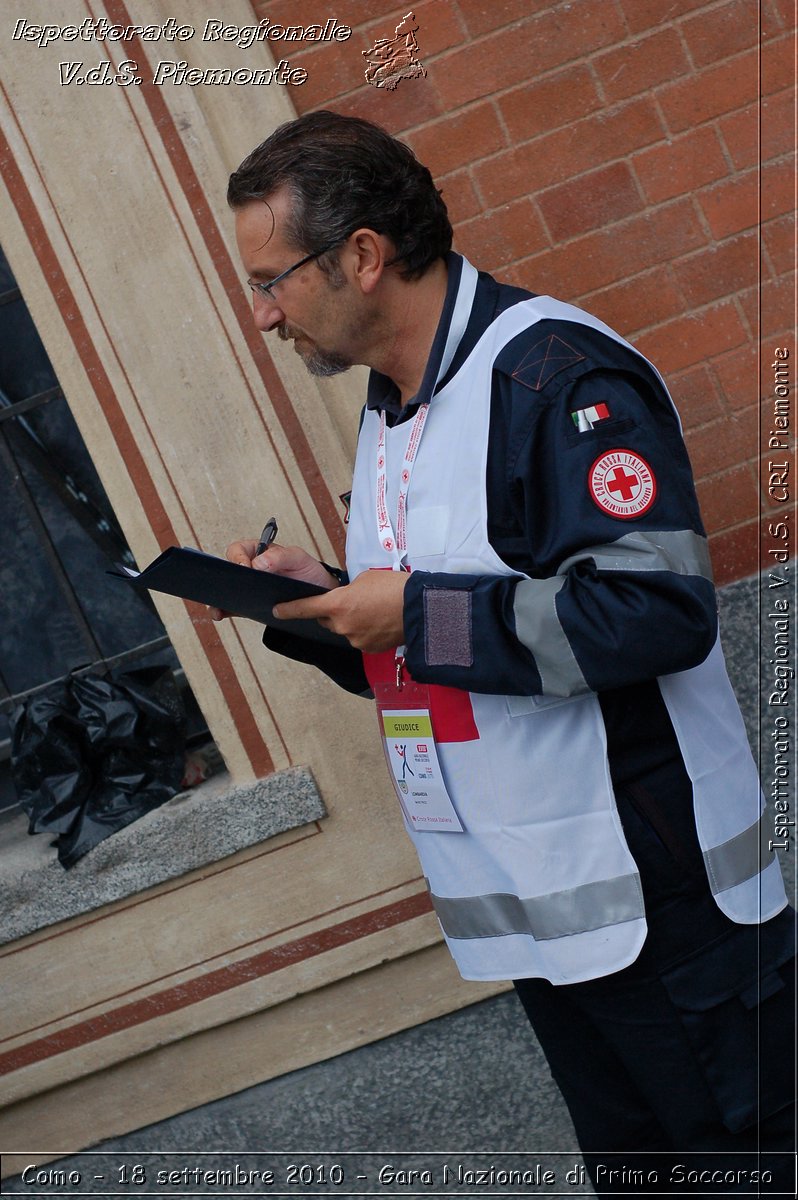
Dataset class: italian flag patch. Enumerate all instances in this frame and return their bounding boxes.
[572,402,610,432]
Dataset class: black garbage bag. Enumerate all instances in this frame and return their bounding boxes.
[10,666,186,868]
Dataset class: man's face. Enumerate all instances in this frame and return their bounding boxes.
[235,188,359,377]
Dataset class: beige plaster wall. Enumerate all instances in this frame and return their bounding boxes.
[0,1,503,1158]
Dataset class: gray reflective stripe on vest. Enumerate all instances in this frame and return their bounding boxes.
[429,873,644,942]
[558,529,713,581]
[704,811,775,896]
[513,575,587,697]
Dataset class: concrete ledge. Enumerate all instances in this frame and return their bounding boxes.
[0,766,326,946]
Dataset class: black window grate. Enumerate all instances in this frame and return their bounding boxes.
[0,246,215,811]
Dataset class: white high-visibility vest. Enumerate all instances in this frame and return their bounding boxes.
[346,258,787,983]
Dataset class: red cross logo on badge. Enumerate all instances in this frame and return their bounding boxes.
[589,449,656,519]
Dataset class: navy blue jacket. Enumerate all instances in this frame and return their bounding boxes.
[264,257,718,808]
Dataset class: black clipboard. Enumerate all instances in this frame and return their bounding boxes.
[109,546,349,647]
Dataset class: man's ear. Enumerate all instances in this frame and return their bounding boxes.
[345,228,392,294]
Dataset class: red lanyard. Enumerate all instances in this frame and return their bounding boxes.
[375,403,430,569]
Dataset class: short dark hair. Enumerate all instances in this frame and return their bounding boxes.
[227,110,452,280]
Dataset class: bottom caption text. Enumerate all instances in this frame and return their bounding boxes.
[3,1152,794,1196]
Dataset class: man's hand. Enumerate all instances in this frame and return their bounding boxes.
[272,568,408,653]
[208,541,340,622]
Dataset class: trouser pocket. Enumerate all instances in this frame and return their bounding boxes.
[660,910,796,1134]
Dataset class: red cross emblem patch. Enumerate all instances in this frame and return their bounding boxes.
[589,449,656,519]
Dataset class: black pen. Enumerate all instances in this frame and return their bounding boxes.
[255,516,278,557]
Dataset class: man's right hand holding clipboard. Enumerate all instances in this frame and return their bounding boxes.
[209,539,408,655]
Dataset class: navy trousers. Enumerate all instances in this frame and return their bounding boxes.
[513,780,796,1196]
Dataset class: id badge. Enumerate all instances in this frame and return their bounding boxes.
[375,678,464,833]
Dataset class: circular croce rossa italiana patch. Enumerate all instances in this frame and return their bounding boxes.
[589,449,657,519]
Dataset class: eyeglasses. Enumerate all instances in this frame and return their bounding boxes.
[247,238,344,302]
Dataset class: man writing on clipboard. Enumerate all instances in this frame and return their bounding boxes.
[211,111,795,1194]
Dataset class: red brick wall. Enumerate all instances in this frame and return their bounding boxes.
[254,0,796,585]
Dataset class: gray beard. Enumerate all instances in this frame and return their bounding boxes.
[301,346,352,377]
[278,324,352,377]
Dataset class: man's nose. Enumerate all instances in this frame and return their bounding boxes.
[251,288,285,332]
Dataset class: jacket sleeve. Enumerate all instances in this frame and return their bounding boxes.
[261,564,371,696]
[261,624,371,696]
[402,338,718,697]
